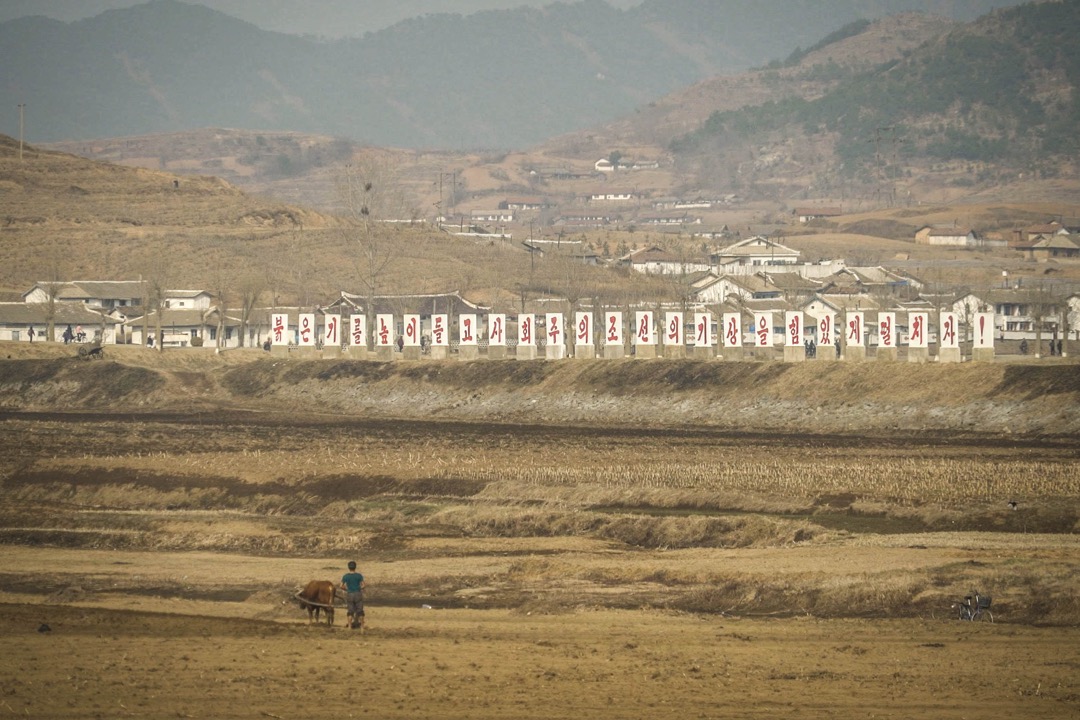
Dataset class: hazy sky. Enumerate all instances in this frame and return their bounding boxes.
[0,0,644,37]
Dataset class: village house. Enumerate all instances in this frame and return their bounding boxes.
[711,236,801,271]
[0,301,122,343]
[792,207,842,223]
[635,212,701,226]
[984,288,1064,340]
[23,279,146,312]
[553,213,616,229]
[1018,234,1080,261]
[588,191,636,203]
[819,266,923,298]
[915,226,980,247]
[499,197,551,211]
[471,210,515,223]
[692,273,783,306]
[757,271,823,305]
[1010,221,1069,247]
[163,289,213,311]
[622,246,711,276]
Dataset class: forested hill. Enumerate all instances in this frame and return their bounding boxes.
[0,0,1027,149]
[672,1,1080,181]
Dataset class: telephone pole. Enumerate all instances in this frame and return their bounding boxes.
[18,103,25,160]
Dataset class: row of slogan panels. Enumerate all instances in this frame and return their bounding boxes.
[271,310,998,361]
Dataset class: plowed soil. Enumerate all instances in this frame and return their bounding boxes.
[1,345,1078,718]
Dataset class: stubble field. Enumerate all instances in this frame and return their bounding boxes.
[0,346,1078,718]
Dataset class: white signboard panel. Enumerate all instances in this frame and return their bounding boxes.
[431,314,449,346]
[323,313,340,347]
[878,312,896,348]
[518,315,534,347]
[402,314,420,347]
[693,312,712,348]
[574,312,592,347]
[634,311,654,345]
[785,311,802,348]
[845,311,864,347]
[939,311,959,349]
[298,313,316,347]
[817,313,834,348]
[604,312,623,346]
[753,312,772,348]
[271,313,288,346]
[722,313,742,347]
[488,314,507,346]
[545,313,564,348]
[459,314,478,345]
[973,312,994,349]
[349,314,366,348]
[665,312,683,347]
[908,312,929,348]
[375,314,394,347]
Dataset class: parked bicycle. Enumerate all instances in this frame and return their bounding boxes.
[953,591,993,622]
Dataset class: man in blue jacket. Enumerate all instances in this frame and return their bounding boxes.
[340,561,366,631]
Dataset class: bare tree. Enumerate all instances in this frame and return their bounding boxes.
[237,274,266,348]
[335,157,412,341]
[210,269,230,349]
[143,257,171,352]
[35,242,68,342]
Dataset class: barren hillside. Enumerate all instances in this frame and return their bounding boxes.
[3,344,1078,438]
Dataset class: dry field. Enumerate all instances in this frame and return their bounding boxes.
[1,344,1079,718]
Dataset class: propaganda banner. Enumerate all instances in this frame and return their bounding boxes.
[271,313,288,346]
[375,314,394,347]
[939,311,959,349]
[349,314,366,348]
[298,313,316,347]
[459,314,478,345]
[575,312,592,347]
[753,312,772,348]
[635,311,654,345]
[845,311,864,347]
[785,311,802,348]
[973,311,995,349]
[908,312,929,348]
[722,312,742,347]
[431,314,448,346]
[878,312,896,348]
[665,312,683,347]
[546,313,564,348]
[402,314,420,347]
[605,311,623,346]
[488,314,507,346]
[693,312,712,348]
[323,313,340,347]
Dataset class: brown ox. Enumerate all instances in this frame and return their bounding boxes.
[296,580,337,626]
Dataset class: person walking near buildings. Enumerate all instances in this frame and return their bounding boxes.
[340,560,366,631]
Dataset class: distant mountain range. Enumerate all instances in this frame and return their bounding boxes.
[1,0,1028,149]
[666,0,1080,192]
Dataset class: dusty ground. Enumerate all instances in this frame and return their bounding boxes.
[1,344,1078,718]
[4,594,1078,720]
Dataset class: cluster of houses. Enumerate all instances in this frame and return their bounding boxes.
[619,236,1076,347]
[2,222,1077,353]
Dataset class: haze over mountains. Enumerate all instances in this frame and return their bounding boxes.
[2,0,1028,149]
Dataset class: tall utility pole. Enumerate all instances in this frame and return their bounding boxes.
[18,103,25,160]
